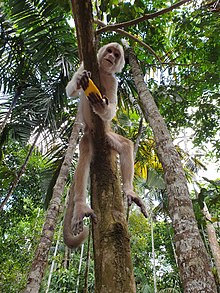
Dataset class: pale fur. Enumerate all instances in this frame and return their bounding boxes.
[63,43,146,249]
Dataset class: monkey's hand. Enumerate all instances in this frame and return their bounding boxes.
[79,71,107,104]
[79,70,109,106]
[72,202,97,235]
[88,93,108,106]
[78,70,91,91]
[126,191,148,218]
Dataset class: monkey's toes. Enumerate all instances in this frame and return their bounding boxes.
[85,210,98,224]
[90,212,98,224]
[72,218,83,235]
[127,194,148,218]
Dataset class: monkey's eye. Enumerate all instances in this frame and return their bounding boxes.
[114,53,119,58]
[107,48,112,53]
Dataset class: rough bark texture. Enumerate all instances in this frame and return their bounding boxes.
[24,115,81,292]
[126,46,217,293]
[91,147,135,293]
[71,1,136,291]
[203,202,220,282]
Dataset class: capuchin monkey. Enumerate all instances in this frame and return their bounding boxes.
[63,42,147,248]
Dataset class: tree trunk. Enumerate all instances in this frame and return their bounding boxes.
[202,202,220,282]
[46,221,62,293]
[151,218,157,293]
[76,244,84,293]
[24,114,81,292]
[126,45,217,293]
[91,151,136,293]
[71,1,136,292]
[83,229,91,293]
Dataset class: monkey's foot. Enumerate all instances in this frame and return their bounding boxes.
[126,191,148,218]
[71,203,97,235]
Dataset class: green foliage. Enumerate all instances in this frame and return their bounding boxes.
[39,240,95,292]
[129,212,181,292]
[0,139,47,292]
[0,139,45,211]
[1,0,78,145]
[198,178,220,219]
[0,207,45,292]
[0,0,219,291]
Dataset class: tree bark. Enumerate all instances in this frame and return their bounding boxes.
[24,114,81,292]
[71,1,136,292]
[202,202,220,282]
[126,45,217,293]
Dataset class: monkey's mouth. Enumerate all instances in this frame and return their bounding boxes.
[105,58,113,65]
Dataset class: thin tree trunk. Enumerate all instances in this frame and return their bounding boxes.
[151,218,157,293]
[202,202,220,282]
[126,45,217,293]
[24,113,81,292]
[46,221,62,293]
[0,131,40,210]
[134,116,143,158]
[83,228,91,293]
[71,1,136,292]
[76,244,85,293]
[63,246,70,269]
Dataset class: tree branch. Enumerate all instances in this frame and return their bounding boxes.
[95,20,162,64]
[97,0,192,33]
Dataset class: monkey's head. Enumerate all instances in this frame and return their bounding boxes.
[97,42,125,74]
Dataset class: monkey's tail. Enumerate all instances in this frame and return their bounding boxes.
[63,224,89,249]
[63,187,89,249]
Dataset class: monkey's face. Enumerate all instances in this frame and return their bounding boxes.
[100,45,123,73]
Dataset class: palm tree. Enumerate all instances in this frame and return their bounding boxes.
[126,44,217,292]
[1,0,219,292]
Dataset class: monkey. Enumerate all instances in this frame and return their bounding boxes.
[63,43,147,249]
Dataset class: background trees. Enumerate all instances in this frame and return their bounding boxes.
[0,0,219,292]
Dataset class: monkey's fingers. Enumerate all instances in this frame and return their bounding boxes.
[80,75,90,91]
[72,217,84,235]
[127,195,148,218]
[81,70,91,79]
[84,70,91,78]
[133,197,148,218]
[85,209,98,224]
[88,93,103,105]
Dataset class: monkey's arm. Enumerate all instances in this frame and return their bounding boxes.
[80,71,117,121]
[66,65,84,97]
[91,97,117,121]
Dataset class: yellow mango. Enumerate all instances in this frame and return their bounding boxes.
[84,78,102,99]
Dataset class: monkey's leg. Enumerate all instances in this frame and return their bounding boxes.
[106,132,148,218]
[71,132,97,235]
